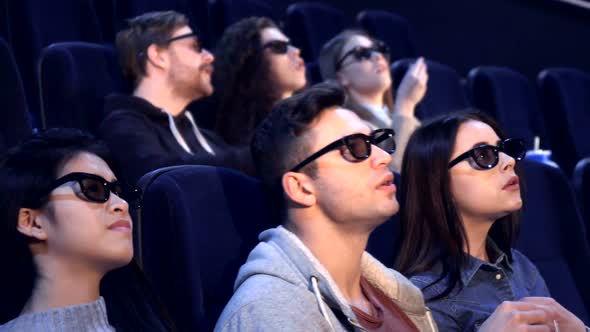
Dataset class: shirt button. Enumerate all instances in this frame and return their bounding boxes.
[496,273,502,280]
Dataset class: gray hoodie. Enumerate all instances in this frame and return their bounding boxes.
[215,226,438,332]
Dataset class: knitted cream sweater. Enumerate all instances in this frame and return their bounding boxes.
[0,297,114,332]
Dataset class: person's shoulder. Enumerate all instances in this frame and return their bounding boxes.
[509,248,547,290]
[103,94,162,119]
[215,274,324,332]
[99,99,162,136]
[0,317,19,332]
[510,249,540,271]
[229,273,315,308]
[408,267,449,301]
[409,269,442,288]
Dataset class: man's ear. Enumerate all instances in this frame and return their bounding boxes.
[16,208,48,241]
[281,172,316,207]
[145,44,168,70]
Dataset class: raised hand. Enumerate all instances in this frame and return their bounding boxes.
[394,57,428,116]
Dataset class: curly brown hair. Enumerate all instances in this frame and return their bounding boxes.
[212,17,283,146]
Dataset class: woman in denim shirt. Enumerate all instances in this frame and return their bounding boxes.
[395,111,588,332]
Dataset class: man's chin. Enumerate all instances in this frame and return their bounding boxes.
[191,85,213,100]
[201,84,214,97]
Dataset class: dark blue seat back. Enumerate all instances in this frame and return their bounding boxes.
[4,0,102,125]
[0,37,32,151]
[538,68,590,175]
[574,158,590,247]
[137,165,276,331]
[0,2,9,40]
[391,58,469,120]
[356,10,416,63]
[285,2,346,61]
[468,66,545,150]
[38,42,127,133]
[516,160,590,324]
[209,0,275,47]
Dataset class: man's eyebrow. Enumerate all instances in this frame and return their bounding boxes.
[470,141,491,149]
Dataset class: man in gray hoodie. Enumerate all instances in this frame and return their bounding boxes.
[215,83,560,332]
[215,82,436,331]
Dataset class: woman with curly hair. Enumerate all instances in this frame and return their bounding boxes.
[212,17,306,146]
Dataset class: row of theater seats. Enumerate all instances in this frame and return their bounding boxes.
[135,161,590,331]
[0,0,384,124]
[1,1,589,329]
[1,0,589,175]
[2,30,590,174]
[2,0,589,172]
[1,23,590,236]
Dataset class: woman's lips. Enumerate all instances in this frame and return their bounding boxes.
[502,176,520,191]
[108,220,132,232]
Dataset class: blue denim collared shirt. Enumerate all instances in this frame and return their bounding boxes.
[410,241,549,332]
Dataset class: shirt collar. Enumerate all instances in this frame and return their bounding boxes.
[460,238,513,286]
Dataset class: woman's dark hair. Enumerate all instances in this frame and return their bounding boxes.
[394,110,521,301]
[0,128,174,331]
[319,29,395,111]
[212,16,284,146]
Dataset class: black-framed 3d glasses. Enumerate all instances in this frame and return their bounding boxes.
[262,40,295,54]
[290,129,396,172]
[335,41,390,71]
[138,32,201,59]
[43,172,142,209]
[162,32,201,51]
[448,138,526,170]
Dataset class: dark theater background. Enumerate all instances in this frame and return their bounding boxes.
[1,0,589,331]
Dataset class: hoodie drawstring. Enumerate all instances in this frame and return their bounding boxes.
[311,276,335,331]
[166,111,216,156]
[185,112,216,155]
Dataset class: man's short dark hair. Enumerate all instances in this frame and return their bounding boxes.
[116,10,189,85]
[251,82,346,193]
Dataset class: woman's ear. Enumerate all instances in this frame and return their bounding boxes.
[281,172,316,207]
[16,208,48,241]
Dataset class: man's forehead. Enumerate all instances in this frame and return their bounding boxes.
[309,107,371,141]
[173,25,193,35]
[171,26,200,40]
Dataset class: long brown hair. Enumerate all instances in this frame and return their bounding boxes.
[212,17,282,146]
[395,110,521,301]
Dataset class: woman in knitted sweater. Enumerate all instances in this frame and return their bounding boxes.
[0,129,173,331]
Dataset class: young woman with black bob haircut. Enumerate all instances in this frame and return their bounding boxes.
[395,111,588,332]
[0,128,174,331]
